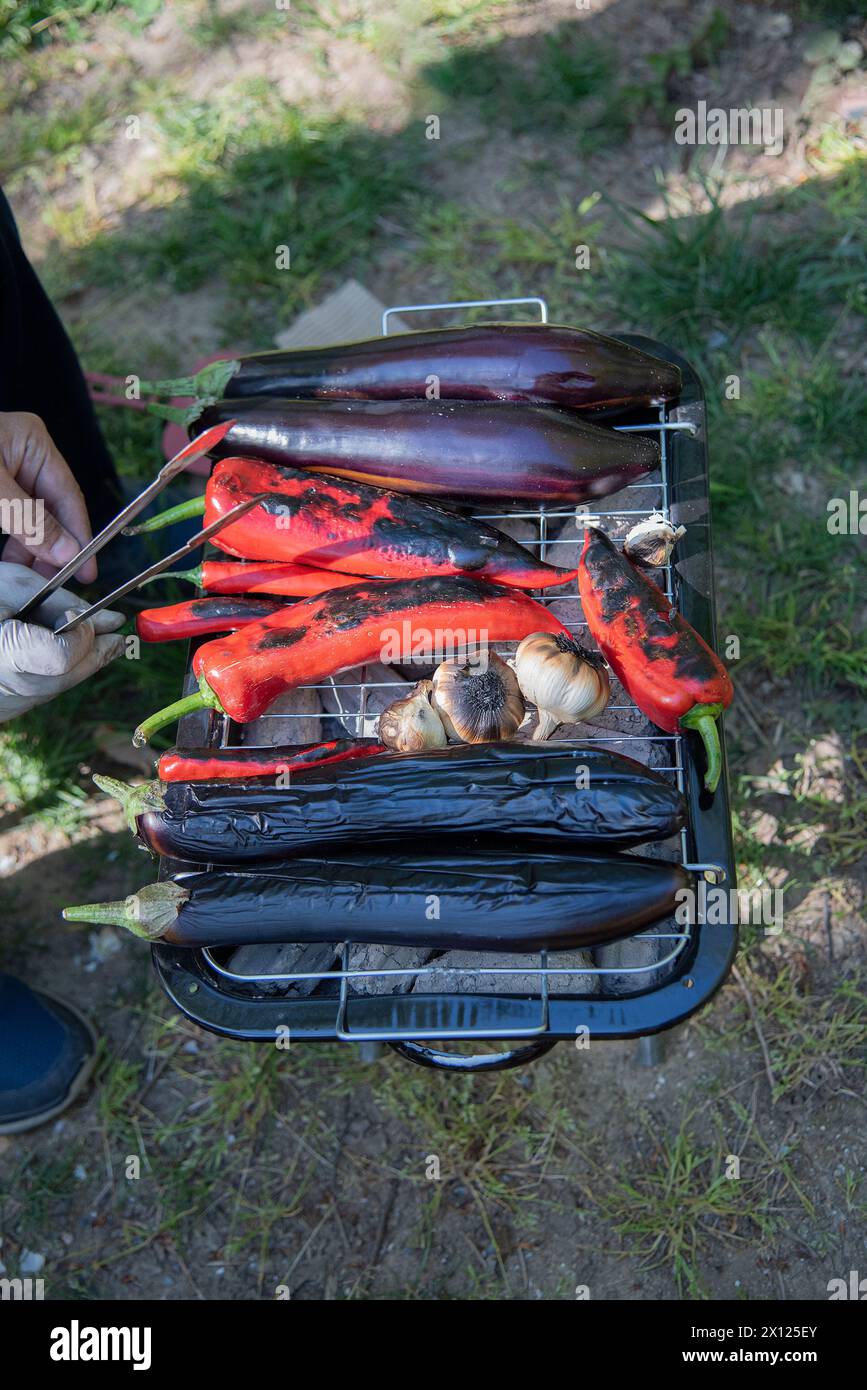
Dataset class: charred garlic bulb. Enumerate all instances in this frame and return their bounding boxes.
[514,632,610,740]
[378,679,447,751]
[431,652,525,744]
[623,511,685,567]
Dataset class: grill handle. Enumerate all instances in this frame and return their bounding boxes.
[388,1038,558,1073]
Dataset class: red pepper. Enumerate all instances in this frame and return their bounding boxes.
[157,737,384,782]
[577,525,733,792]
[132,457,582,589]
[147,560,362,598]
[135,575,569,742]
[136,595,288,643]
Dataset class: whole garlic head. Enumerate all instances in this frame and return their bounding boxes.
[431,652,525,744]
[514,631,610,740]
[378,679,448,751]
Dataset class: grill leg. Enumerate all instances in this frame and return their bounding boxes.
[357,1041,386,1064]
[634,1033,666,1067]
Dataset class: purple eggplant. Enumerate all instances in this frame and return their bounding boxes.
[192,397,659,507]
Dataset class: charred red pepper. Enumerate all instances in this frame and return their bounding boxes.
[155,737,383,783]
[134,575,569,742]
[143,559,361,598]
[136,595,288,643]
[577,525,734,792]
[128,457,584,589]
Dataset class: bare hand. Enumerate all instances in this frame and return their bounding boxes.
[0,411,96,582]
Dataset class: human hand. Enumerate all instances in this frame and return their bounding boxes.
[0,563,125,721]
[0,411,96,582]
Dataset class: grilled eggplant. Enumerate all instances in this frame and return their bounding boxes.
[62,846,691,952]
[96,743,687,862]
[151,324,681,414]
[194,398,659,507]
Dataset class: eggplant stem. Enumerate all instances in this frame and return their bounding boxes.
[123,496,206,535]
[680,702,724,793]
[146,401,202,427]
[134,676,222,747]
[63,882,188,940]
[92,774,165,831]
[136,359,240,404]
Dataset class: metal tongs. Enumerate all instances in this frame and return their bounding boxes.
[11,421,235,623]
[53,493,269,635]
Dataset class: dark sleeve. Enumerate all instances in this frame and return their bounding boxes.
[0,188,121,532]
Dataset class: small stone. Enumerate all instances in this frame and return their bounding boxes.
[74,1165,87,1181]
[89,927,122,964]
[182,1040,199,1054]
[760,13,792,41]
[20,1250,45,1275]
[837,41,863,72]
[803,31,842,66]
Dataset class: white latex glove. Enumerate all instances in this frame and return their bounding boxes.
[0,563,125,721]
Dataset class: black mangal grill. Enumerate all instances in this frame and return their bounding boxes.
[151,299,737,1073]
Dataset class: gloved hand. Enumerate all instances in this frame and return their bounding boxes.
[0,563,125,721]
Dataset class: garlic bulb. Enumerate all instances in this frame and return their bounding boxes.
[378,679,448,751]
[514,632,610,740]
[431,652,525,744]
[623,512,686,567]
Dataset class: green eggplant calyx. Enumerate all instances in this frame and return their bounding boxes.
[133,673,223,748]
[63,882,188,940]
[679,702,724,793]
[137,359,240,406]
[92,774,166,832]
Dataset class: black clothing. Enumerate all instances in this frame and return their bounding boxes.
[0,188,120,535]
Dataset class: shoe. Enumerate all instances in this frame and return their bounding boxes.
[0,975,98,1134]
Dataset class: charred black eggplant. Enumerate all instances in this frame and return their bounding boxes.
[62,846,691,952]
[96,742,687,862]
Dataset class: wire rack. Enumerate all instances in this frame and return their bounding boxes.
[178,297,727,1043]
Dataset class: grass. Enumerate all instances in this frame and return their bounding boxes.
[48,79,422,343]
[424,21,615,135]
[705,954,867,1103]
[597,1105,814,1297]
[423,7,734,140]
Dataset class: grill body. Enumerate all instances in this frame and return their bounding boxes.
[152,325,737,1070]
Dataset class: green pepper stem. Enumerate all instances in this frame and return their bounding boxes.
[137,565,202,589]
[680,702,724,793]
[123,496,206,535]
[63,882,188,940]
[92,774,166,832]
[133,674,223,747]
